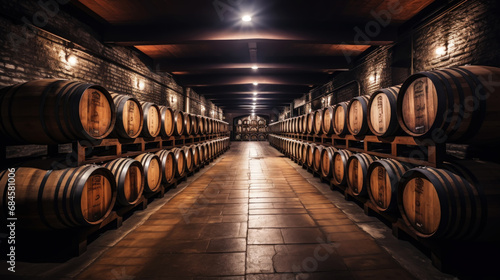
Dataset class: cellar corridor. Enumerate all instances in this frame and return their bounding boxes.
[2,142,453,280]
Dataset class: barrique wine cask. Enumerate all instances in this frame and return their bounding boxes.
[110,94,143,139]
[347,153,378,196]
[314,109,324,135]
[301,114,308,134]
[197,115,204,135]
[313,144,325,172]
[367,159,410,212]
[191,114,199,135]
[140,102,161,138]
[171,148,186,177]
[183,112,192,136]
[333,101,350,136]
[307,112,315,134]
[159,106,175,137]
[104,158,144,206]
[322,105,336,135]
[399,161,500,240]
[301,142,309,165]
[182,146,194,173]
[332,149,353,186]
[367,86,401,137]
[173,110,185,136]
[0,79,116,144]
[135,153,162,193]
[347,95,371,136]
[155,150,176,184]
[397,65,500,143]
[306,143,317,167]
[0,165,116,229]
[321,146,338,178]
[190,145,200,168]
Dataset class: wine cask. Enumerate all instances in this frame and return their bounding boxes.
[197,115,204,135]
[140,102,161,138]
[182,146,194,173]
[322,106,336,135]
[320,146,338,178]
[183,112,192,136]
[158,106,174,137]
[314,109,324,135]
[173,110,185,136]
[397,65,500,143]
[307,112,315,134]
[300,142,309,165]
[301,114,308,134]
[313,145,325,172]
[135,153,162,193]
[155,150,175,184]
[399,161,500,240]
[110,94,143,139]
[332,149,353,186]
[191,114,199,135]
[367,159,410,212]
[306,143,317,168]
[0,79,115,144]
[347,95,371,136]
[367,86,401,137]
[104,158,144,206]
[171,148,186,177]
[347,153,378,196]
[0,166,116,230]
[333,101,350,136]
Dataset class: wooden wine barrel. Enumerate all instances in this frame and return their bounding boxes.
[300,142,308,165]
[201,142,209,161]
[0,79,115,144]
[104,158,144,206]
[140,102,161,138]
[159,106,175,137]
[398,161,500,240]
[367,159,410,212]
[397,65,500,143]
[191,114,199,135]
[182,112,192,136]
[320,146,338,178]
[135,153,162,193]
[173,110,185,136]
[0,166,116,230]
[347,95,371,136]
[197,115,204,135]
[204,117,211,134]
[307,112,315,134]
[305,143,317,167]
[258,134,266,141]
[367,86,401,137]
[314,109,324,135]
[332,149,353,186]
[182,146,194,173]
[195,144,204,164]
[155,150,176,184]
[110,94,143,139]
[171,148,186,178]
[242,134,249,141]
[313,145,325,172]
[322,106,336,136]
[347,153,378,196]
[333,101,350,136]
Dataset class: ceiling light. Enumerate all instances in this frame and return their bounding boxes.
[242,15,252,22]
[252,106,256,109]
[253,82,259,86]
[253,92,258,96]
[252,65,259,70]
[253,97,257,101]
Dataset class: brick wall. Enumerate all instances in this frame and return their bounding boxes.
[283,0,500,117]
[0,0,222,116]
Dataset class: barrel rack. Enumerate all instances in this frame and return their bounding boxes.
[0,133,230,259]
[273,133,496,275]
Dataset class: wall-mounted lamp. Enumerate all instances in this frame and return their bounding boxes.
[369,73,377,84]
[170,95,177,103]
[137,80,145,90]
[435,46,447,56]
[66,54,78,66]
[201,105,205,112]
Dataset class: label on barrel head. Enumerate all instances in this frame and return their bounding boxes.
[377,167,386,207]
[414,177,424,229]
[352,159,359,192]
[127,101,135,135]
[413,79,427,133]
[377,96,384,133]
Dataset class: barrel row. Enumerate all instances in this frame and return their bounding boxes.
[269,134,500,241]
[269,65,500,143]
[0,79,228,145]
[0,137,230,230]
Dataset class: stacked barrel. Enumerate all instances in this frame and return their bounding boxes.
[269,65,500,241]
[0,79,230,230]
[234,117,268,141]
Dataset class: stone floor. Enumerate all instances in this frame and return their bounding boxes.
[1,142,455,280]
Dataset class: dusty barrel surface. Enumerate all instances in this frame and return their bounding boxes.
[110,94,143,139]
[0,79,116,144]
[367,86,401,137]
[0,166,116,230]
[104,158,144,206]
[135,153,162,193]
[397,65,500,143]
